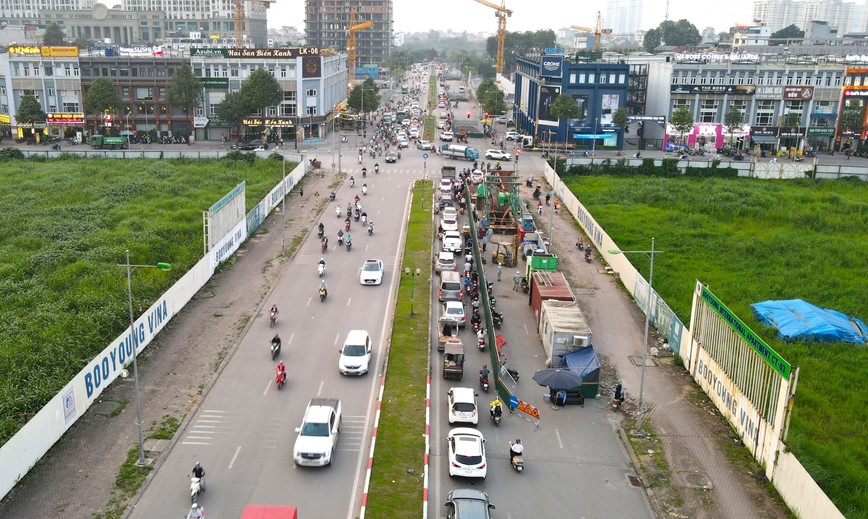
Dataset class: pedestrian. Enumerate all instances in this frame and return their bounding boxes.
[512,271,521,291]
[300,187,304,197]
[537,201,543,215]
[497,264,502,281]
[482,235,488,252]
[554,199,560,212]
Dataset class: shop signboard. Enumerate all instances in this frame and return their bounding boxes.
[47,113,84,125]
[806,127,834,137]
[783,86,813,101]
[198,77,229,89]
[670,85,756,95]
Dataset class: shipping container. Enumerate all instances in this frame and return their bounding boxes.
[538,300,592,368]
[528,271,574,325]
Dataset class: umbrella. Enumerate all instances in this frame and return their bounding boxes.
[532,368,583,390]
[119,130,135,136]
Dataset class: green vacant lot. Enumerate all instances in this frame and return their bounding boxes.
[567,173,867,518]
[0,155,290,445]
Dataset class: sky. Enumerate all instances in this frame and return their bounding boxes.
[270,0,756,36]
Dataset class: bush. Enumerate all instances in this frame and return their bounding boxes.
[0,147,25,161]
[224,150,256,164]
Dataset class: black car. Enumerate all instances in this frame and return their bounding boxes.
[385,151,399,163]
[237,140,268,151]
[445,489,495,519]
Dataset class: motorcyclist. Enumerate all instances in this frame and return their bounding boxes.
[319,279,328,297]
[337,229,344,244]
[318,222,325,236]
[345,217,351,231]
[191,461,206,490]
[350,175,355,187]
[321,236,328,250]
[470,310,481,330]
[319,258,326,268]
[362,167,367,177]
[374,162,379,174]
[479,364,490,384]
[362,182,368,195]
[368,221,374,234]
[346,233,353,248]
[270,304,278,320]
[509,439,524,463]
[271,333,281,350]
[187,503,205,519]
[490,398,503,419]
[276,360,286,384]
[336,204,342,217]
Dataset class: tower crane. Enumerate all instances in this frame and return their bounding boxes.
[570,11,612,52]
[235,0,275,47]
[347,7,374,84]
[473,0,512,75]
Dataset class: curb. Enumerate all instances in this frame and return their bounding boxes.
[359,372,388,515]
[617,424,664,518]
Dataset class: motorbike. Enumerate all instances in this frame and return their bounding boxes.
[317,228,324,239]
[329,192,336,201]
[345,220,351,232]
[336,206,342,218]
[341,135,348,143]
[479,375,489,392]
[350,177,355,187]
[368,223,374,236]
[613,384,625,411]
[190,477,203,503]
[319,287,328,302]
[490,407,502,426]
[346,240,352,251]
[492,310,504,329]
[269,310,277,328]
[337,235,344,246]
[270,338,281,360]
[584,248,593,263]
[362,185,368,195]
[275,369,287,390]
[509,445,524,472]
[358,155,362,164]
[361,214,367,225]
[374,165,379,174]
[354,211,360,222]
[318,263,325,277]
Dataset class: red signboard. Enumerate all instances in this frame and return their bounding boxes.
[783,86,813,101]
[47,112,84,125]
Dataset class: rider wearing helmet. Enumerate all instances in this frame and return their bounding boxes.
[191,461,205,490]
[187,503,204,519]
[319,257,326,267]
[490,398,503,419]
[509,439,523,462]
[276,360,286,383]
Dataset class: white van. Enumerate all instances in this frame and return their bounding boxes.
[338,330,372,375]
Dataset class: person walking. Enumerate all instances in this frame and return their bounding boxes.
[497,264,503,281]
[512,271,521,291]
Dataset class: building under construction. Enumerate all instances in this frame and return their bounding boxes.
[305,0,393,68]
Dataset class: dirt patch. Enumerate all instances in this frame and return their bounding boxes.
[0,171,339,519]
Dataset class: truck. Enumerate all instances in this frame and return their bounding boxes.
[441,144,480,161]
[89,135,128,149]
[293,398,342,466]
[441,165,456,182]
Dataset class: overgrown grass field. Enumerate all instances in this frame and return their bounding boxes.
[566,173,868,518]
[365,181,433,517]
[0,154,292,445]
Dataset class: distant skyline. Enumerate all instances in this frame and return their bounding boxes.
[270,0,756,35]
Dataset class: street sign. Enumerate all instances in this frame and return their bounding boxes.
[422,153,429,159]
[516,400,540,420]
[508,395,519,409]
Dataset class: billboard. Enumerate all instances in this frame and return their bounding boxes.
[671,85,756,96]
[600,94,620,125]
[539,55,563,79]
[537,85,561,123]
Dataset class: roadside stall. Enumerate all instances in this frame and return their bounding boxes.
[443,340,465,380]
[563,346,602,401]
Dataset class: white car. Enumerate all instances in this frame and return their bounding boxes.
[440,131,454,142]
[447,387,478,425]
[417,140,434,150]
[359,259,384,285]
[505,131,521,141]
[470,170,484,184]
[439,178,453,192]
[398,138,410,149]
[397,131,408,141]
[338,330,372,375]
[441,301,467,328]
[495,115,509,124]
[441,216,459,232]
[409,127,420,139]
[485,149,512,161]
[435,251,457,274]
[437,120,447,130]
[442,231,463,253]
[442,206,458,219]
[447,428,487,478]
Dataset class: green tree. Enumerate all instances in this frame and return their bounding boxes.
[612,107,631,130]
[475,79,506,116]
[15,95,47,126]
[72,36,95,49]
[239,68,283,114]
[645,19,700,50]
[214,92,250,140]
[724,106,744,145]
[643,29,662,52]
[771,24,804,44]
[42,22,66,46]
[348,78,381,114]
[838,107,863,135]
[485,29,556,73]
[84,77,123,132]
[166,62,203,139]
[670,106,694,145]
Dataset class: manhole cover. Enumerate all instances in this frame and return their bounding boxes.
[628,355,658,367]
[627,475,644,487]
[679,471,713,489]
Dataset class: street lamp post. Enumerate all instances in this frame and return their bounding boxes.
[126,110,133,148]
[404,267,421,315]
[119,250,171,466]
[281,141,286,253]
[609,238,660,435]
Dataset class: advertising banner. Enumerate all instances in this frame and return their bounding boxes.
[671,85,756,96]
[198,77,229,89]
[302,56,322,78]
[47,113,84,125]
[242,118,295,127]
[783,86,813,101]
[537,85,561,123]
[41,46,79,57]
[539,55,564,79]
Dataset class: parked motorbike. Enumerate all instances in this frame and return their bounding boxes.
[190,477,203,503]
[492,310,504,329]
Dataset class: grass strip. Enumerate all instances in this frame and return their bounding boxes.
[364,181,434,517]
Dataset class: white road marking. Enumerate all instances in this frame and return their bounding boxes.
[227,445,242,469]
[307,296,312,306]
[335,333,340,346]
[555,428,564,449]
[346,297,352,306]
[523,323,529,335]
[317,380,324,396]
[262,379,271,396]
[288,332,295,345]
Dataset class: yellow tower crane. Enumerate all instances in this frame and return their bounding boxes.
[570,11,612,52]
[235,0,275,47]
[347,8,374,85]
[473,0,512,75]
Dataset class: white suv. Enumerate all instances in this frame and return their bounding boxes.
[338,330,372,375]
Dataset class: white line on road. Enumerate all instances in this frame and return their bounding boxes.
[523,323,529,335]
[262,379,271,396]
[203,409,225,413]
[334,333,340,346]
[306,296,312,306]
[288,332,295,345]
[227,445,242,470]
[555,428,564,449]
[346,297,352,306]
[317,380,324,396]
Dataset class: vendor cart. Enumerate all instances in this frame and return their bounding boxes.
[442,340,465,380]
[438,321,459,352]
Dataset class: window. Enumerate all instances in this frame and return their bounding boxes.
[266,106,277,116]
[588,73,595,83]
[122,87,130,98]
[755,100,775,126]
[280,104,297,116]
[283,91,296,101]
[570,73,577,83]
[306,88,317,97]
[699,99,718,123]
[62,102,80,112]
[47,88,55,96]
[599,74,606,84]
[45,65,53,76]
[231,68,239,77]
[609,73,615,83]
[136,87,154,100]
[618,73,625,84]
[672,99,690,110]
[579,73,586,83]
[306,106,316,115]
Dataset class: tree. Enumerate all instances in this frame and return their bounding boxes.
[214,92,250,140]
[670,106,694,145]
[612,107,631,130]
[643,29,661,52]
[644,19,700,50]
[771,24,804,44]
[485,29,556,73]
[347,78,381,114]
[724,106,743,145]
[84,77,123,132]
[166,62,203,138]
[72,36,95,49]
[15,95,47,126]
[549,94,579,154]
[238,68,283,114]
[43,22,66,46]
[474,79,507,116]
[838,107,863,136]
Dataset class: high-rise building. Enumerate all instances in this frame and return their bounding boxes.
[0,0,94,18]
[605,0,642,37]
[122,0,269,47]
[752,0,867,34]
[305,0,393,66]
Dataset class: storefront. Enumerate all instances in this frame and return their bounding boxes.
[749,127,779,154]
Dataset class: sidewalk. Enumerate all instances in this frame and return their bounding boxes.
[0,168,337,519]
[526,176,790,519]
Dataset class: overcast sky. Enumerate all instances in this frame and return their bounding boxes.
[270,0,755,35]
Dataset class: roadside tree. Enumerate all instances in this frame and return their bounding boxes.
[724,106,744,146]
[166,62,203,141]
[16,95,47,127]
[670,106,694,147]
[43,22,65,46]
[84,77,123,133]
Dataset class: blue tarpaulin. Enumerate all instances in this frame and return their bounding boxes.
[751,299,867,345]
[563,346,601,384]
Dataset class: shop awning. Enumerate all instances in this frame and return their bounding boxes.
[750,135,778,143]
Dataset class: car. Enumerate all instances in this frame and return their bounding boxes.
[359,259,384,285]
[470,170,484,184]
[409,127,420,139]
[385,151,398,163]
[446,387,478,425]
[442,206,458,219]
[397,131,407,141]
[444,489,495,519]
[437,120,447,129]
[447,428,487,478]
[439,178,453,192]
[495,115,509,124]
[438,101,447,108]
[485,149,512,161]
[435,251,457,274]
[440,131,454,142]
[398,138,410,149]
[441,216,459,232]
[441,301,466,328]
[505,131,521,141]
[417,140,434,150]
[238,140,268,150]
[338,330,372,375]
[442,231,463,253]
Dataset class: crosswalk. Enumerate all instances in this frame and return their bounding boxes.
[338,414,366,453]
[182,409,237,446]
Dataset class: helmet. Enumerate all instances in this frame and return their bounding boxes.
[515,438,522,444]
[194,461,200,467]
[320,257,324,262]
[192,503,200,509]
[483,365,488,369]
[278,360,284,367]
